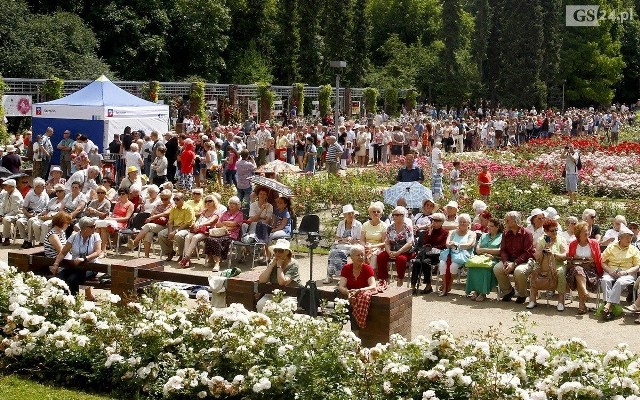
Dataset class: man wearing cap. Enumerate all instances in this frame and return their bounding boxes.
[2,145,21,174]
[396,151,424,183]
[158,193,195,261]
[66,165,100,197]
[119,166,142,193]
[0,179,24,245]
[16,177,49,248]
[493,211,535,304]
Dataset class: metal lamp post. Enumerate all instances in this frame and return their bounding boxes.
[330,61,347,128]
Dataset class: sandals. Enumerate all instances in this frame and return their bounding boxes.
[475,294,486,302]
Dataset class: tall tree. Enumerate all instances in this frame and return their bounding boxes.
[470,0,491,98]
[496,0,546,108]
[433,0,478,106]
[322,0,354,83]
[168,0,231,81]
[348,0,371,86]
[539,0,563,106]
[615,0,640,103]
[298,0,324,85]
[272,0,301,84]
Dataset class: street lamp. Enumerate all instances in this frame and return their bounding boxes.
[562,80,566,113]
[330,61,347,129]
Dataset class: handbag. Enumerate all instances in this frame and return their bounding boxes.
[209,227,229,237]
[193,224,209,234]
[439,248,471,265]
[529,254,558,291]
[465,254,495,269]
[155,216,168,226]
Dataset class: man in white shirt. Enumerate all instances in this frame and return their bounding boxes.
[431,142,442,172]
[66,166,100,197]
[16,178,49,247]
[0,179,24,245]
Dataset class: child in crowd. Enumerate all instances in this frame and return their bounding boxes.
[450,160,462,200]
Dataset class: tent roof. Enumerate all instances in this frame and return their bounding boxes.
[41,75,160,107]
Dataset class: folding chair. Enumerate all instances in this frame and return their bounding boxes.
[116,212,150,255]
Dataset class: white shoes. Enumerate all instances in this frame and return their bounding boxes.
[557,303,565,312]
[526,301,537,309]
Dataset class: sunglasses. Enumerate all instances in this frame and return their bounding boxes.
[97,191,106,194]
[205,199,213,203]
[161,197,171,200]
[548,229,558,232]
[371,210,381,214]
[274,248,287,253]
[392,213,403,217]
[55,189,65,192]
[192,193,202,195]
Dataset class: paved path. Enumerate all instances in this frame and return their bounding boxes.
[3,244,638,353]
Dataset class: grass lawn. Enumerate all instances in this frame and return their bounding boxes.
[0,375,111,400]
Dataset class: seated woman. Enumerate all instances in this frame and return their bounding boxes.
[377,206,414,284]
[566,221,603,314]
[84,185,112,221]
[527,218,568,311]
[127,189,173,257]
[101,177,117,201]
[257,238,301,311]
[561,216,579,244]
[472,210,492,233]
[140,184,160,214]
[268,196,293,242]
[413,197,436,232]
[410,212,448,295]
[438,213,476,296]
[179,194,222,268]
[50,216,101,299]
[361,201,388,271]
[128,184,143,211]
[338,244,376,297]
[95,188,134,256]
[45,166,66,197]
[246,188,274,237]
[203,196,244,271]
[62,181,87,222]
[325,204,362,284]
[599,224,640,321]
[465,217,503,302]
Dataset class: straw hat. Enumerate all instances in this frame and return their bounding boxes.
[5,145,16,153]
[127,166,139,174]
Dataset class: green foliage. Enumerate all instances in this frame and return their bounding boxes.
[272,0,300,84]
[384,88,399,116]
[297,0,324,85]
[139,81,161,102]
[41,77,64,101]
[322,0,354,83]
[256,82,275,121]
[363,87,379,113]
[0,75,7,143]
[348,0,370,86]
[229,40,274,84]
[293,83,305,115]
[189,81,207,128]
[405,89,417,110]
[0,1,110,79]
[0,375,112,400]
[318,84,333,117]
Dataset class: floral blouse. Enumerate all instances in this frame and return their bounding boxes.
[386,222,414,249]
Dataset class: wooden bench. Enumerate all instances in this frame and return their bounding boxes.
[226,272,413,347]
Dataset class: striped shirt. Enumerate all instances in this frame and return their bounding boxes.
[325,142,343,163]
[44,228,66,258]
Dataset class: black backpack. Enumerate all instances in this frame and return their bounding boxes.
[576,154,582,170]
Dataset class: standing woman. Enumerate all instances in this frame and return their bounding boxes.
[224,146,239,187]
[50,216,102,298]
[303,136,317,173]
[325,204,362,284]
[295,131,306,169]
[179,138,196,192]
[204,141,221,186]
[372,126,383,165]
[150,146,168,186]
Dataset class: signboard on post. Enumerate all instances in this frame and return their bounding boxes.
[312,101,320,118]
[351,101,361,116]
[273,100,283,117]
[2,95,33,116]
[248,100,258,117]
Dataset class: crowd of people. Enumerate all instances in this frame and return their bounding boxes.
[0,103,637,326]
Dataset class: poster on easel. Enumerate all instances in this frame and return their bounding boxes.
[248,100,258,117]
[273,100,283,117]
[312,101,320,117]
[351,101,360,116]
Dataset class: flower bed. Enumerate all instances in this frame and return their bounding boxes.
[1,265,640,399]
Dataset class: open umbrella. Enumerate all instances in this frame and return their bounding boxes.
[0,167,13,179]
[6,172,28,181]
[256,160,301,174]
[248,175,294,197]
[383,181,432,209]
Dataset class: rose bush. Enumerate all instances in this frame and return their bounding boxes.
[1,264,640,399]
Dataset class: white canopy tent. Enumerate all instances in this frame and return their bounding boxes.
[32,75,169,159]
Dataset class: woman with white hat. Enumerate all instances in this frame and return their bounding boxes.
[46,166,66,196]
[526,208,547,243]
[257,238,301,311]
[324,204,362,284]
[442,200,459,231]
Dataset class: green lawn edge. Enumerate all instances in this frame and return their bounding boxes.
[0,375,112,400]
